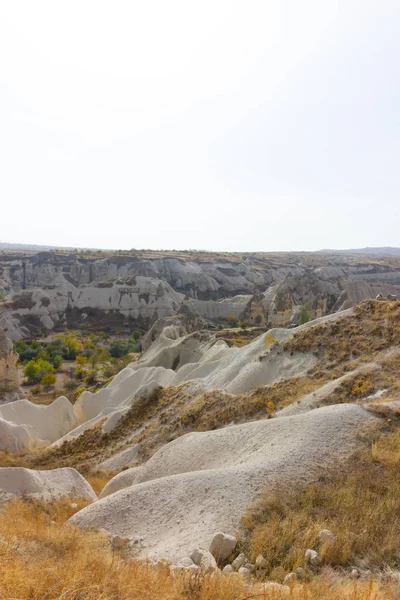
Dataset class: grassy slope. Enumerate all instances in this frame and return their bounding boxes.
[0,498,397,600]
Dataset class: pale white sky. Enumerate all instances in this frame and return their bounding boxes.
[0,0,399,251]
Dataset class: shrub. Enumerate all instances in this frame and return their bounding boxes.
[74,367,86,380]
[15,340,41,363]
[75,386,85,399]
[109,340,135,358]
[41,373,56,389]
[65,379,78,390]
[299,304,312,325]
[76,355,87,366]
[52,354,63,369]
[85,370,97,385]
[24,359,54,384]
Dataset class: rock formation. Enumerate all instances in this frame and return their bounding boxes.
[1,249,400,339]
[0,328,23,403]
[0,467,97,502]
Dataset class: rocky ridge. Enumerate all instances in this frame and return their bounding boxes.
[1,250,400,339]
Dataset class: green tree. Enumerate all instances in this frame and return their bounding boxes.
[24,359,54,384]
[52,354,63,369]
[299,304,312,325]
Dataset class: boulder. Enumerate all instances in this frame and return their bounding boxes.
[171,557,199,572]
[209,532,237,563]
[283,572,296,585]
[305,549,321,566]
[255,554,267,568]
[319,529,335,543]
[0,467,97,502]
[222,565,234,574]
[190,547,217,572]
[200,551,218,573]
[232,553,248,570]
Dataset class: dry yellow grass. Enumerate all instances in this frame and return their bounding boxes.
[0,497,396,600]
[286,300,400,370]
[241,424,400,578]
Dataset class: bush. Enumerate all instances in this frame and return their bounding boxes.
[109,340,135,358]
[75,386,85,399]
[24,359,54,384]
[85,370,98,385]
[65,379,78,390]
[299,304,312,325]
[74,367,86,380]
[41,373,56,389]
[15,340,41,363]
[52,354,63,369]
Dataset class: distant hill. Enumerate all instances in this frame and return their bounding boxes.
[320,247,400,256]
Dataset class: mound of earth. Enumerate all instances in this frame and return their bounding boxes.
[69,403,375,561]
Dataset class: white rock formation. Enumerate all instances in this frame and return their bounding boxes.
[69,403,375,562]
[0,467,97,501]
[0,397,77,443]
[99,467,144,499]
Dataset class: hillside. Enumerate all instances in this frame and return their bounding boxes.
[0,299,400,599]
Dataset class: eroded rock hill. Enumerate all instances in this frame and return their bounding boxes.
[1,250,400,339]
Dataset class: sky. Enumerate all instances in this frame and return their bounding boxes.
[0,0,399,252]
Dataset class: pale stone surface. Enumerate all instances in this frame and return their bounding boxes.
[232,554,248,570]
[69,404,375,563]
[319,529,335,543]
[255,554,267,568]
[305,549,321,566]
[209,532,237,563]
[0,467,97,502]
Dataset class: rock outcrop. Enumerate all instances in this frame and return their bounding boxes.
[2,250,400,339]
[0,328,23,403]
[0,467,97,502]
[69,403,376,561]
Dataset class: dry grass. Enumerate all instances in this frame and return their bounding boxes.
[241,424,400,578]
[0,497,397,599]
[286,300,400,370]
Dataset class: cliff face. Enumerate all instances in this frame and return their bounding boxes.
[2,251,400,299]
[1,251,400,339]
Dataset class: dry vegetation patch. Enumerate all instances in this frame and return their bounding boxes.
[286,300,400,369]
[241,424,400,578]
[0,497,396,599]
